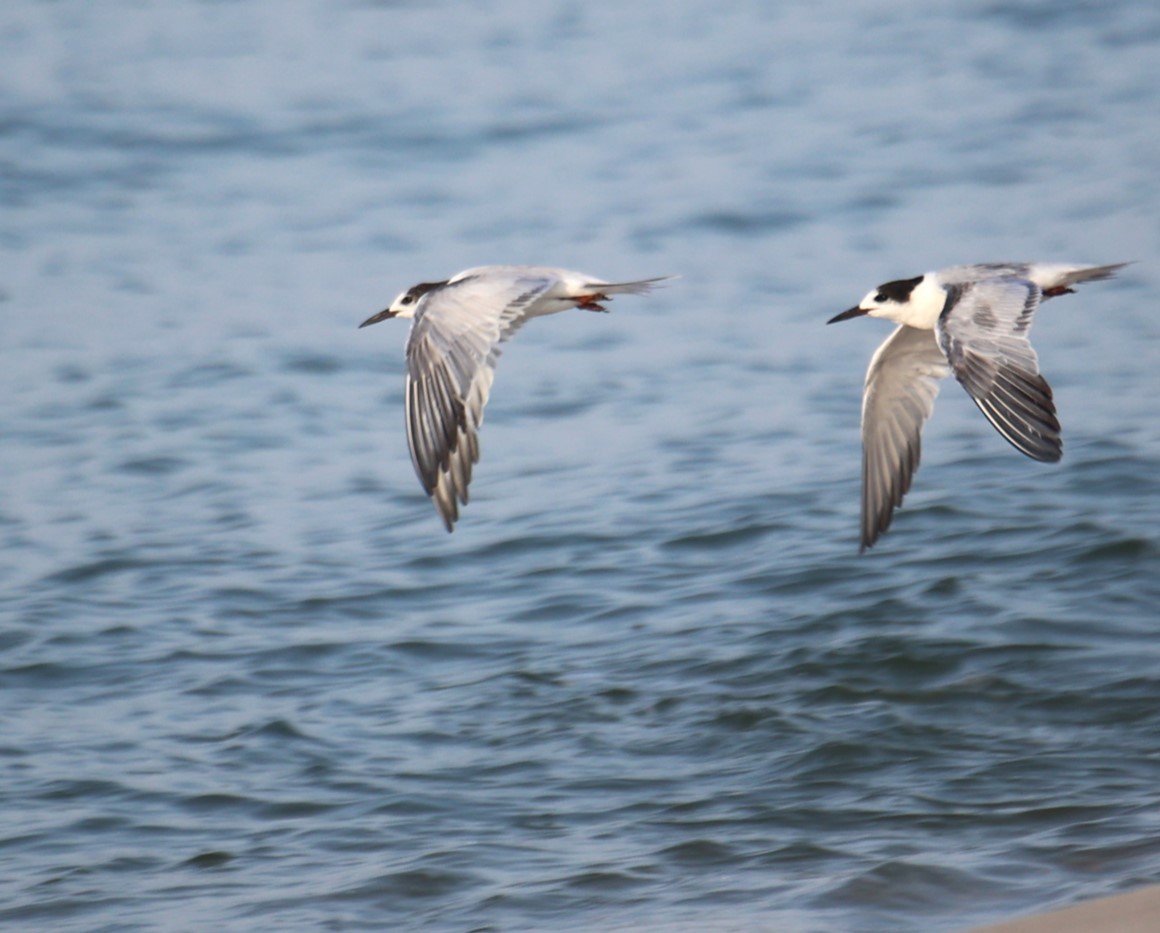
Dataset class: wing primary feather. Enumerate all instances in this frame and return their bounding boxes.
[858,325,950,551]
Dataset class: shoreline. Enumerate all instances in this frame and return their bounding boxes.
[962,884,1160,933]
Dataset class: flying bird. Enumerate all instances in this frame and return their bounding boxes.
[828,261,1127,551]
[360,265,668,531]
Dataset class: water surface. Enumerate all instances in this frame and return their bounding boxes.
[3,1,1159,930]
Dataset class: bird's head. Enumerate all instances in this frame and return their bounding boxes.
[359,280,447,328]
[827,274,931,326]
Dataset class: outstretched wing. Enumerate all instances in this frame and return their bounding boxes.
[404,271,558,530]
[937,278,1061,463]
[860,324,952,551]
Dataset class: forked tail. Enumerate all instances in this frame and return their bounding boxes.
[589,275,676,296]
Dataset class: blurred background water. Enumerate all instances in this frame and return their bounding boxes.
[2,1,1159,930]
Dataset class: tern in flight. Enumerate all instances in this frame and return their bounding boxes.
[828,261,1127,551]
[361,265,669,531]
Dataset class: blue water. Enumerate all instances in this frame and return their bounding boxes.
[3,1,1160,930]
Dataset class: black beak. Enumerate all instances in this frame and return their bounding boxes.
[358,308,396,329]
[827,306,869,325]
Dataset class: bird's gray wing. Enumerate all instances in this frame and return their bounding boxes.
[404,271,557,531]
[860,324,952,551]
[936,278,1061,463]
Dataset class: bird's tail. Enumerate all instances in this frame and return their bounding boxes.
[588,275,676,296]
[1055,262,1132,289]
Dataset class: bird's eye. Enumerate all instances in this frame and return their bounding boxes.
[402,295,414,304]
[874,293,887,303]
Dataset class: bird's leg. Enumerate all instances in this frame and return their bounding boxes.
[1042,285,1075,298]
[576,294,609,312]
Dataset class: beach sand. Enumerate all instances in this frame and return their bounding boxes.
[963,884,1160,933]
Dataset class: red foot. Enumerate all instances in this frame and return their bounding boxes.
[1043,286,1075,298]
[576,293,609,312]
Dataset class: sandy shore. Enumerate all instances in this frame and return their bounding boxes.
[962,884,1160,933]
